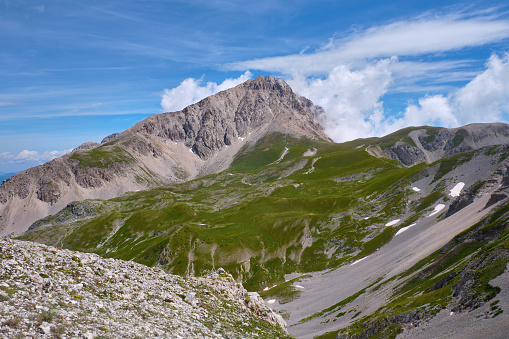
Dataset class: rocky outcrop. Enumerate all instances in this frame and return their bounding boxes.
[337,311,425,339]
[377,123,509,166]
[445,186,478,218]
[101,133,120,144]
[27,200,103,232]
[246,292,287,332]
[386,142,426,166]
[0,239,287,338]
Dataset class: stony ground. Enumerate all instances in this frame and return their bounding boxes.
[0,239,288,339]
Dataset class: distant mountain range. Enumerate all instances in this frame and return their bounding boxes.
[4,76,509,338]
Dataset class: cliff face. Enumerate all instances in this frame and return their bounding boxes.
[0,76,329,237]
[368,123,509,166]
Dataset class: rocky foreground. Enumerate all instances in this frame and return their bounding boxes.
[0,239,288,338]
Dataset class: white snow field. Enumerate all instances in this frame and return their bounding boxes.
[450,182,465,197]
[395,223,417,236]
[385,219,400,226]
[429,204,445,217]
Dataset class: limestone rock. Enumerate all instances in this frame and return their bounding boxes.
[0,239,288,338]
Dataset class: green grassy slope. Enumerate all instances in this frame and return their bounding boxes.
[19,132,501,294]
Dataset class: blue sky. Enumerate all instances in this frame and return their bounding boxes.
[1,0,509,173]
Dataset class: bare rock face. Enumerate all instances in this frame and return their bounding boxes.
[387,142,427,166]
[74,142,99,151]
[380,123,509,166]
[125,76,329,159]
[0,76,329,237]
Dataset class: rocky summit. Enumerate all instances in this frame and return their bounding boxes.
[0,238,288,338]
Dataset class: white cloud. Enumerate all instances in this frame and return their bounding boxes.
[391,95,458,131]
[287,58,394,141]
[0,149,73,164]
[160,71,252,112]
[388,53,509,132]
[282,52,509,142]
[227,14,509,76]
[454,53,509,123]
[336,16,509,60]
[218,11,509,142]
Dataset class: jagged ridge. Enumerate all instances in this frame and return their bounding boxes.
[367,123,509,166]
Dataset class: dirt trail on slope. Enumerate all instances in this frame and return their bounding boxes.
[274,191,497,338]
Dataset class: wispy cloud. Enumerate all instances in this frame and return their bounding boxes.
[86,5,144,22]
[160,71,252,112]
[227,13,509,75]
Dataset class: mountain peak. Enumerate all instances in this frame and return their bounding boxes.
[241,75,291,91]
[127,76,330,159]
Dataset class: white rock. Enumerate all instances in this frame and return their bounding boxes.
[40,322,51,335]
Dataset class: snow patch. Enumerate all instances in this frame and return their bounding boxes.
[429,204,446,217]
[267,299,276,304]
[294,285,304,289]
[238,137,245,141]
[189,148,193,153]
[350,257,368,266]
[412,187,421,192]
[263,287,269,291]
[450,182,465,197]
[395,223,416,236]
[385,219,400,227]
